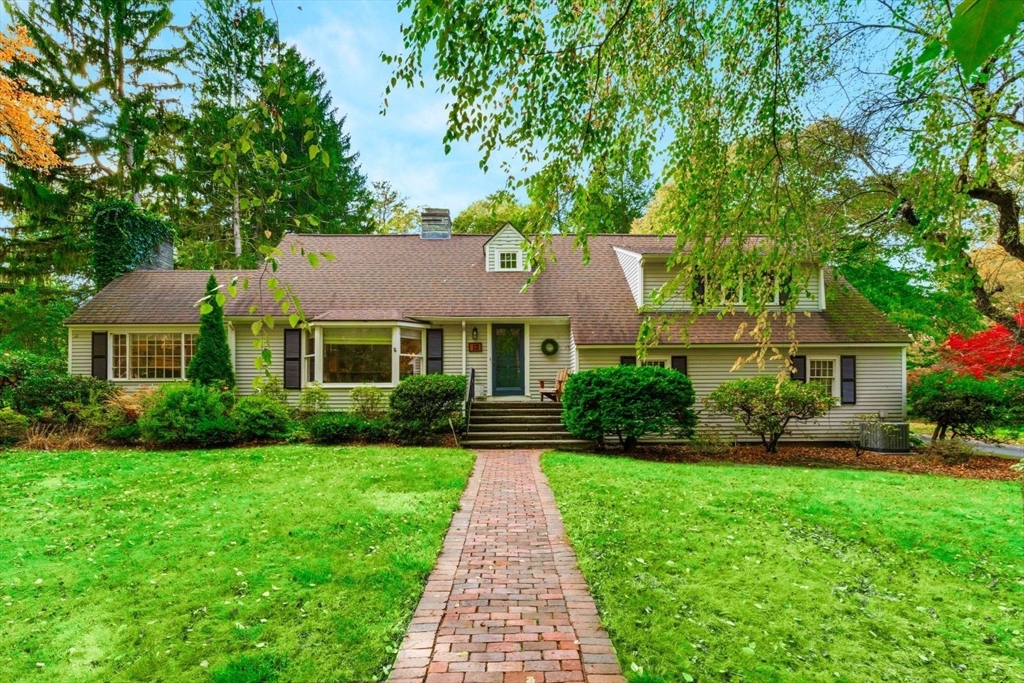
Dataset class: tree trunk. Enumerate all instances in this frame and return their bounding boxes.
[232,180,242,258]
[623,435,637,453]
[932,423,942,441]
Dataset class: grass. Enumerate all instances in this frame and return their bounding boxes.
[542,452,1024,683]
[910,420,1024,446]
[1,445,474,683]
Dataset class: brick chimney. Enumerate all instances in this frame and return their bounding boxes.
[420,208,452,239]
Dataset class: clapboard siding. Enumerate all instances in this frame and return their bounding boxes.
[577,345,905,442]
[485,224,527,271]
[440,324,489,397]
[527,323,571,397]
[567,327,578,373]
[641,264,821,312]
[613,247,643,306]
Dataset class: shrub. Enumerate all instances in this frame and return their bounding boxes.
[138,383,238,447]
[103,423,142,446]
[297,382,330,418]
[350,385,387,420]
[908,371,1005,440]
[0,350,115,421]
[388,374,466,443]
[234,395,293,442]
[688,426,730,457]
[926,439,976,465]
[562,365,697,451]
[305,412,390,444]
[187,273,235,388]
[253,374,289,405]
[0,407,29,446]
[704,375,837,453]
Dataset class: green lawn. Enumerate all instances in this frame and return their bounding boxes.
[543,453,1024,683]
[1,445,474,683]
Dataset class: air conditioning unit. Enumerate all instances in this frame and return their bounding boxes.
[859,422,911,453]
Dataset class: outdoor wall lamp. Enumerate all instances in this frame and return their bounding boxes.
[472,326,479,340]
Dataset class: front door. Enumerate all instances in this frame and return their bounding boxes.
[492,324,525,396]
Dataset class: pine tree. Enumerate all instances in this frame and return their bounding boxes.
[188,274,235,388]
[1,0,185,283]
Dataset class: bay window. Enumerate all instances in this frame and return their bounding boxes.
[111,332,198,380]
[323,327,392,384]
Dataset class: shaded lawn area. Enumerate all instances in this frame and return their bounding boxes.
[1,445,474,683]
[543,453,1024,683]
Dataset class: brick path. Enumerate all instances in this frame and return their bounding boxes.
[388,450,625,683]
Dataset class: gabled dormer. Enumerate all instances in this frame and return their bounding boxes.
[485,223,530,272]
[615,249,826,312]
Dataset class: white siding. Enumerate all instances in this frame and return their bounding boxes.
[642,263,822,312]
[576,345,906,442]
[526,323,572,397]
[567,327,578,373]
[441,324,488,397]
[485,224,528,272]
[613,247,643,306]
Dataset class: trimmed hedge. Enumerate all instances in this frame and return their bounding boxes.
[389,374,466,443]
[305,412,389,444]
[138,383,237,447]
[562,365,697,450]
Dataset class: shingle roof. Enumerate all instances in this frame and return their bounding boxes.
[65,233,909,345]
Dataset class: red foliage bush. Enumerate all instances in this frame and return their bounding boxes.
[945,304,1024,378]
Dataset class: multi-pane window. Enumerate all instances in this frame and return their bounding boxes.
[641,360,665,368]
[111,332,198,380]
[498,251,519,270]
[305,332,316,384]
[323,327,392,384]
[808,359,836,397]
[399,329,423,380]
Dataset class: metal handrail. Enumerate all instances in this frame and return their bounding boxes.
[464,367,476,419]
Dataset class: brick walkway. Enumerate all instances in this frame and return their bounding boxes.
[388,450,625,683]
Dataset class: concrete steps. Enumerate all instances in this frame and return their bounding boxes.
[463,401,590,450]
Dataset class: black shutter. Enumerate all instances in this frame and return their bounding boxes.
[671,355,688,375]
[283,329,302,389]
[426,329,444,374]
[790,355,807,383]
[778,274,793,306]
[619,356,637,366]
[840,355,856,404]
[91,332,108,379]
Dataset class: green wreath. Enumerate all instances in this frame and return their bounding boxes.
[540,338,559,356]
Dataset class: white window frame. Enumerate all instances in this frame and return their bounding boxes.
[497,251,521,271]
[641,359,665,368]
[807,356,839,398]
[316,324,428,388]
[110,331,198,382]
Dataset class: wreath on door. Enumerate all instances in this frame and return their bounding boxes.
[540,338,559,356]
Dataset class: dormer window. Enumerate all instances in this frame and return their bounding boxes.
[498,251,520,270]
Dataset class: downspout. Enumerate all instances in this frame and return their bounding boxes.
[462,321,467,375]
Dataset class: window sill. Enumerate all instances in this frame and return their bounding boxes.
[320,382,397,389]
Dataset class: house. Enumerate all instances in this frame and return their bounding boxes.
[64,209,910,444]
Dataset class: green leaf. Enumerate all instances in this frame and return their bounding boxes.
[263,314,275,330]
[261,348,272,364]
[289,314,300,328]
[267,277,279,290]
[948,0,1023,75]
[307,252,320,268]
[309,144,319,160]
[215,293,226,307]
[251,320,263,336]
[916,38,943,64]
[303,130,314,143]
[200,303,213,315]
[280,151,288,164]
[321,150,330,168]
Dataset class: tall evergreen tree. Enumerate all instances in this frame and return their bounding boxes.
[188,273,235,388]
[0,0,185,282]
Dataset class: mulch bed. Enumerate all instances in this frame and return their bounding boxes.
[611,444,1023,482]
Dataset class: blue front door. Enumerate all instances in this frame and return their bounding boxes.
[492,324,525,396]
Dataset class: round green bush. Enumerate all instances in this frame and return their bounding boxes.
[389,374,466,443]
[0,407,29,447]
[234,395,293,442]
[562,365,697,450]
[908,370,1005,439]
[138,383,238,447]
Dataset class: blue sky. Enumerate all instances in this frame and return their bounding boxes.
[259,0,502,216]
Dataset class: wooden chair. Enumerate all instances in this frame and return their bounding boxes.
[539,369,571,402]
